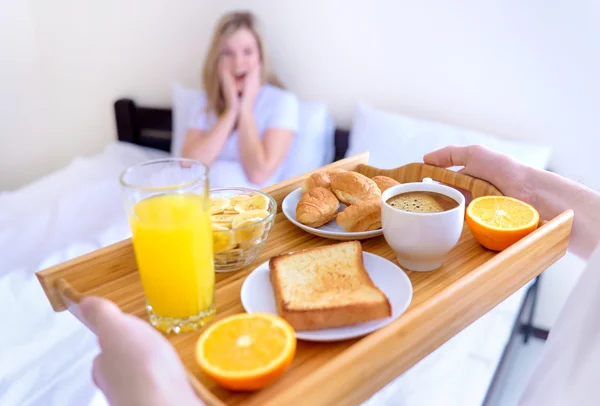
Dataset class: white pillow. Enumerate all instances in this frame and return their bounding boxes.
[171,82,335,178]
[171,82,203,157]
[346,102,553,170]
[281,100,335,179]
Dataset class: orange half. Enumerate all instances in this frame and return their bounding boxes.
[466,196,540,251]
[195,313,296,391]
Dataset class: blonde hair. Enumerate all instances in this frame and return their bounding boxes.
[202,11,282,117]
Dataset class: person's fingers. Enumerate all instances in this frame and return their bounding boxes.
[423,145,471,168]
[92,354,105,392]
[456,168,474,204]
[80,297,123,339]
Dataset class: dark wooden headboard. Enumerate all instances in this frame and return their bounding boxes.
[114,98,351,162]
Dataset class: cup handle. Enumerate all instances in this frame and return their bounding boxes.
[422,177,439,184]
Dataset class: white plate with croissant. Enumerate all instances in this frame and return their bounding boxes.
[282,170,401,240]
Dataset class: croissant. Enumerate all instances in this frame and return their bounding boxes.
[336,198,382,232]
[371,176,400,193]
[301,169,347,193]
[330,172,381,205]
[296,187,340,228]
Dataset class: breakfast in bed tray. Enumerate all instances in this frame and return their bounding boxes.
[37,152,573,405]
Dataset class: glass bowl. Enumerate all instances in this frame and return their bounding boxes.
[209,187,277,272]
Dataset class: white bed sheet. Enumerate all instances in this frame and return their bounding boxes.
[0,141,530,406]
[363,283,530,406]
[0,142,169,406]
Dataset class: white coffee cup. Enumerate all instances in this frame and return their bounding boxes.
[381,178,465,272]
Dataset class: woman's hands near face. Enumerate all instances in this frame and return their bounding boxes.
[218,57,261,117]
[240,67,261,114]
[218,59,239,114]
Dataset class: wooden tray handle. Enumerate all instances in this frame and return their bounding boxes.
[357,162,503,198]
[53,278,95,331]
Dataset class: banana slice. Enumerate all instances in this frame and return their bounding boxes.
[234,218,265,243]
[229,194,251,208]
[211,214,235,227]
[212,227,236,253]
[210,197,230,215]
[234,194,269,213]
[231,210,269,229]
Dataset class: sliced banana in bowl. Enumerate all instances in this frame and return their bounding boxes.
[231,210,270,229]
[212,224,237,253]
[208,188,277,272]
[234,218,266,243]
[229,194,251,208]
[234,194,270,213]
[210,197,231,215]
[211,214,235,228]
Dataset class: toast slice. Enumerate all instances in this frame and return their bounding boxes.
[269,241,392,331]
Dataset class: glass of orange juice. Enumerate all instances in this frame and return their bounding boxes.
[120,158,215,334]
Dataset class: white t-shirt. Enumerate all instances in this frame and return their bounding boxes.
[188,84,299,189]
[519,244,600,405]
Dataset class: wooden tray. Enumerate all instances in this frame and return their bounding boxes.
[37,152,573,406]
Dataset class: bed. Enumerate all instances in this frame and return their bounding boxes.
[0,98,541,406]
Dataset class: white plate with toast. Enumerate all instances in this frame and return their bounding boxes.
[282,188,383,241]
[240,242,413,342]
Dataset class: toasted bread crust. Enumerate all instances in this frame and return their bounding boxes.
[270,256,286,318]
[276,299,392,331]
[269,241,392,331]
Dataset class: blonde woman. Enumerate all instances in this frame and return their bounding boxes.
[182,11,299,187]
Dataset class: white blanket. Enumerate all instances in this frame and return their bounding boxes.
[0,142,168,406]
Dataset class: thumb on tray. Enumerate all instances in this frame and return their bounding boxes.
[80,296,123,338]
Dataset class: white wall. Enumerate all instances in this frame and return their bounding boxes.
[1,1,213,190]
[2,0,598,327]
[223,0,600,189]
[1,1,46,190]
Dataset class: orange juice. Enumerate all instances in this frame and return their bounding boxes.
[129,193,215,320]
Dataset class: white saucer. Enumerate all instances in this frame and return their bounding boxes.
[282,188,383,241]
[240,252,413,342]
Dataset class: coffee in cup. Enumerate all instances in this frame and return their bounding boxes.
[381,179,465,272]
[386,191,459,214]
